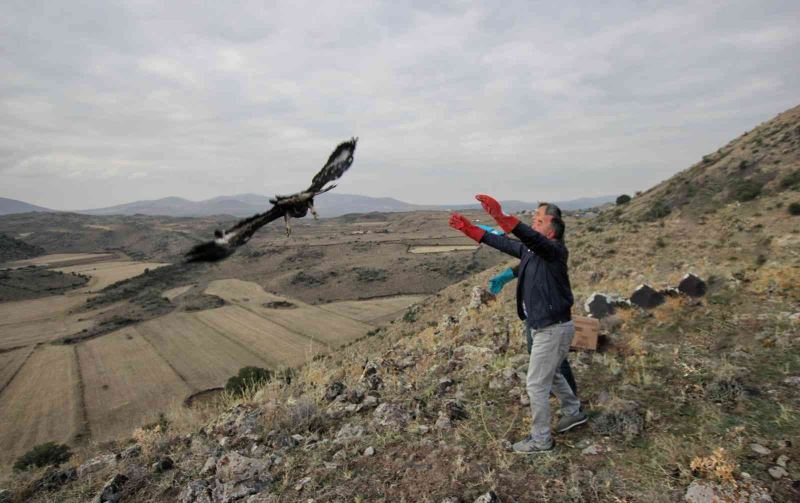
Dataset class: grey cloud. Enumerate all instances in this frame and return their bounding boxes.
[1,1,798,209]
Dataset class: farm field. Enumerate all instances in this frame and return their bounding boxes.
[0,345,80,466]
[318,294,427,324]
[0,295,95,350]
[0,345,34,392]
[161,284,194,300]
[55,260,169,292]
[77,329,193,443]
[5,252,114,268]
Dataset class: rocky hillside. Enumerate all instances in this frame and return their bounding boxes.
[0,233,44,263]
[2,107,799,502]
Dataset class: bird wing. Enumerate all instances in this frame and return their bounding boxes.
[307,137,358,193]
[185,206,284,262]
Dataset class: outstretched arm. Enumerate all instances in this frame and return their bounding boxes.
[476,194,560,261]
[449,212,524,258]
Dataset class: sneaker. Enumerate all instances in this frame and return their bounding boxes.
[555,411,588,433]
[511,436,554,454]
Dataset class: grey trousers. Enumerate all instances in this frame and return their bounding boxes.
[526,320,582,447]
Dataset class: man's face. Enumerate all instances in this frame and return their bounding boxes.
[532,206,556,239]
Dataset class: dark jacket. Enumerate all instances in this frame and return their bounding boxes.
[481,223,573,329]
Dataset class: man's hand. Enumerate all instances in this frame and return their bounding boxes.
[488,267,515,295]
[475,194,519,233]
[449,212,486,243]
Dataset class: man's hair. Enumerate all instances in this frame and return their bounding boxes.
[538,202,565,240]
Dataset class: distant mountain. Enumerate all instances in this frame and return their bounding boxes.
[79,193,615,218]
[0,197,53,216]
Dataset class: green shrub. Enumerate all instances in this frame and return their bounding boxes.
[14,442,72,471]
[225,366,272,396]
[781,170,800,190]
[788,202,800,216]
[730,179,762,202]
[643,200,671,221]
[616,194,631,205]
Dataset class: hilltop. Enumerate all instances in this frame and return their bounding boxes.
[2,106,799,502]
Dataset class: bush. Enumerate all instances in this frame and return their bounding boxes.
[643,200,671,221]
[225,366,272,396]
[780,170,800,190]
[788,202,800,216]
[615,194,631,205]
[730,179,762,202]
[14,442,72,471]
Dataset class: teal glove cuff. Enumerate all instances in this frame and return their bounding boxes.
[488,267,515,295]
[476,224,504,236]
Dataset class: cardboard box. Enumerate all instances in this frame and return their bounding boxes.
[571,316,600,350]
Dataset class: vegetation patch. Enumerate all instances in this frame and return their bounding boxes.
[729,179,762,202]
[642,199,671,221]
[225,366,272,397]
[13,442,72,472]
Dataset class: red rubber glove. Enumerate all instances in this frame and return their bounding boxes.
[475,194,519,233]
[449,213,486,243]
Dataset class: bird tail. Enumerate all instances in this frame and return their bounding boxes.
[184,240,232,262]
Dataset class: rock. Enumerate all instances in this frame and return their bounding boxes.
[334,423,365,444]
[437,378,455,396]
[435,411,452,430]
[440,498,460,503]
[361,395,380,408]
[591,398,643,440]
[78,453,117,478]
[363,446,375,456]
[783,376,800,386]
[438,315,458,331]
[768,466,788,479]
[201,456,217,476]
[179,480,213,503]
[343,387,365,404]
[750,443,771,456]
[678,274,707,298]
[294,476,312,491]
[373,402,410,428]
[36,467,77,491]
[245,494,279,503]
[324,381,346,402]
[214,452,272,503]
[206,404,262,438]
[777,439,792,449]
[776,454,789,468]
[519,393,530,406]
[581,444,602,455]
[446,401,469,421]
[468,286,493,310]
[92,473,128,503]
[585,293,614,318]
[119,444,141,460]
[152,456,174,473]
[685,480,772,503]
[630,284,665,309]
[473,491,499,503]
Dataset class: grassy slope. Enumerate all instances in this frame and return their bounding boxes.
[6,107,800,501]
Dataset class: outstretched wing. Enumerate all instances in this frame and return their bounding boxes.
[307,137,358,193]
[185,206,284,262]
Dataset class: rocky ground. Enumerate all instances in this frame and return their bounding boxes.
[1,107,798,502]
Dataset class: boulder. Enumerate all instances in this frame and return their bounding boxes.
[206,404,263,439]
[768,466,788,479]
[213,452,272,503]
[630,284,665,309]
[152,456,174,473]
[92,473,128,503]
[334,423,365,444]
[324,381,346,402]
[118,444,141,460]
[679,274,707,298]
[473,491,499,503]
[584,293,615,318]
[179,480,213,503]
[684,480,772,502]
[78,454,117,478]
[373,402,410,428]
[468,286,493,310]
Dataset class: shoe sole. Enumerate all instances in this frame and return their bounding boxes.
[555,416,588,433]
[511,444,554,455]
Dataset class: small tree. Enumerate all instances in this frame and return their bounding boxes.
[788,202,800,216]
[616,194,631,205]
[730,179,761,202]
[14,442,72,471]
[225,366,272,396]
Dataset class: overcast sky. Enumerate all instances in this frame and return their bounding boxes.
[1,1,798,210]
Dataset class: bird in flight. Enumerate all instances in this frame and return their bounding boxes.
[185,137,358,262]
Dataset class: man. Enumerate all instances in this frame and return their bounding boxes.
[449,195,587,453]
[488,204,578,396]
